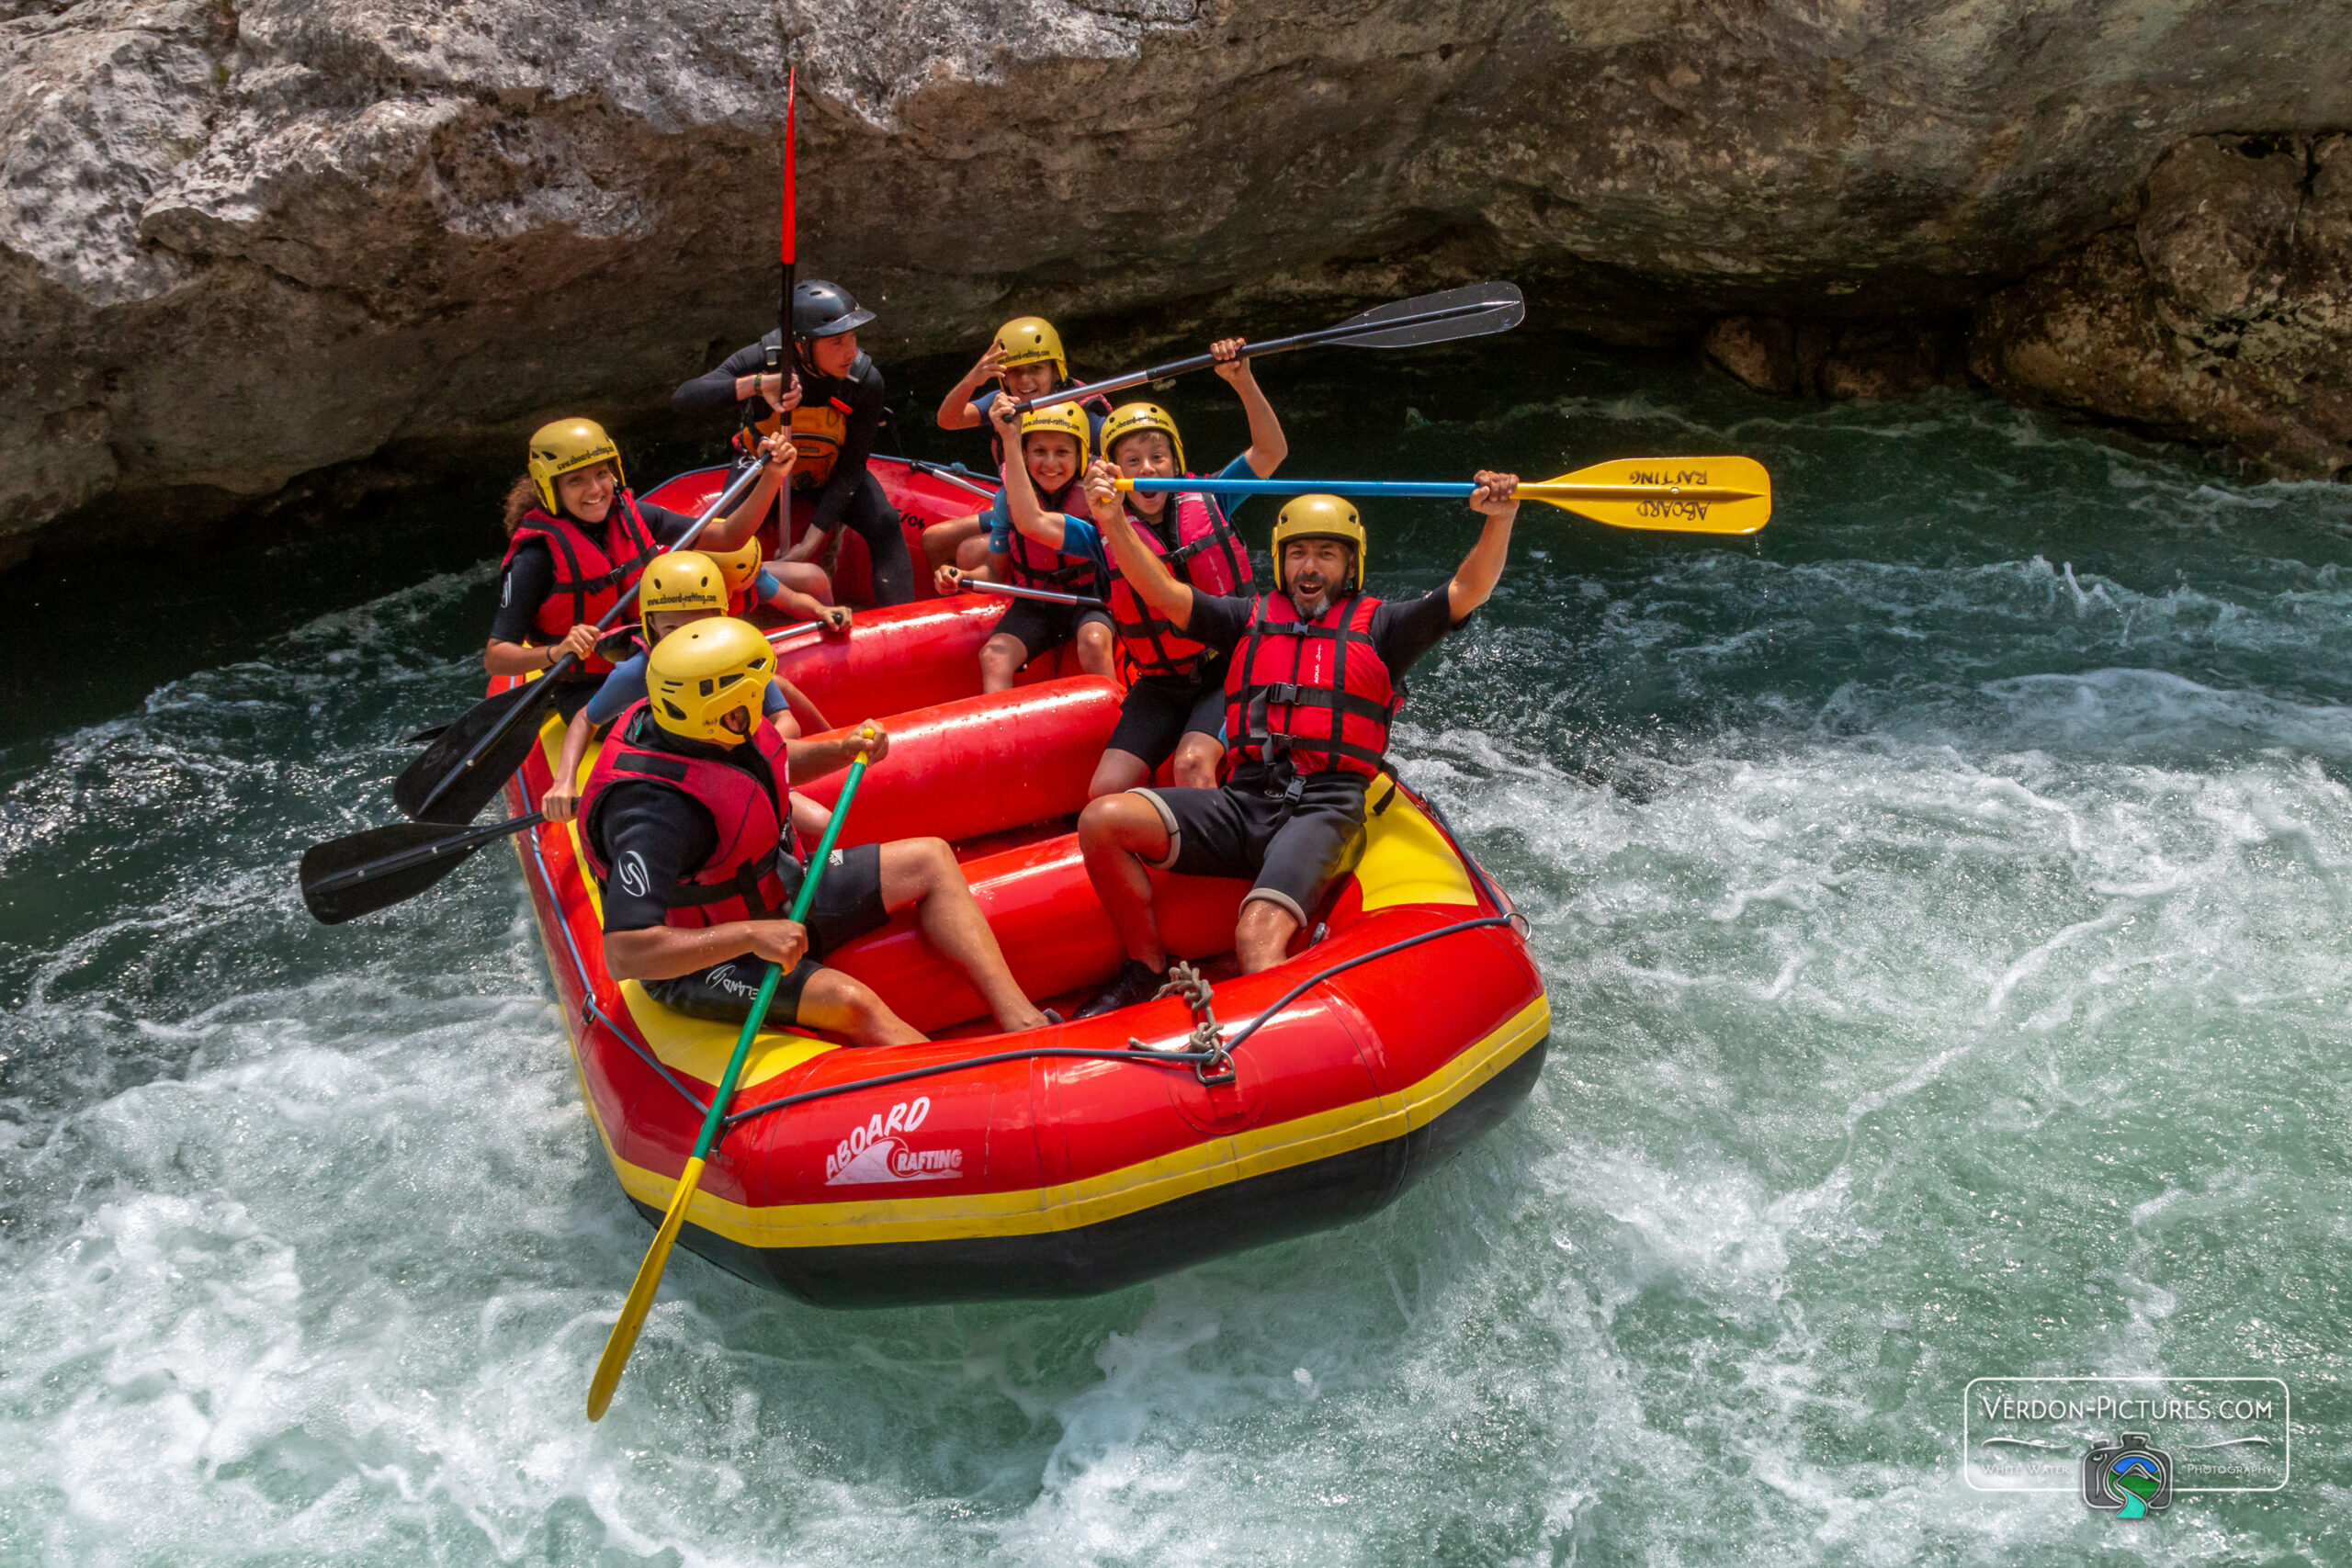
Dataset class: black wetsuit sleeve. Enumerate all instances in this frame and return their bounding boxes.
[594,782,720,932]
[490,540,555,645]
[1368,587,1465,681]
[1181,591,1255,656]
[638,502,698,547]
[808,363,887,536]
[672,332,785,421]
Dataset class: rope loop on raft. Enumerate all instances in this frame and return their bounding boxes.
[1128,960,1235,1085]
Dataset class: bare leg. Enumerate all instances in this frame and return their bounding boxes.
[1075,620,1116,680]
[1170,733,1225,790]
[770,560,832,603]
[1087,747,1153,800]
[978,631,1029,694]
[795,968,925,1047]
[1235,898,1303,974]
[790,793,833,842]
[1077,794,1172,968]
[922,514,984,572]
[954,535,993,573]
[879,837,1049,1032]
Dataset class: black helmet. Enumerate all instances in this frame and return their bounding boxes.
[792,279,875,340]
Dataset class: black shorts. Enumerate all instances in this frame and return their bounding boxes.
[1134,766,1372,924]
[1107,669,1228,768]
[545,676,602,723]
[992,597,1114,663]
[641,841,888,1029]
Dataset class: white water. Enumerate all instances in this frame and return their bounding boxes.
[2,364,2346,1563]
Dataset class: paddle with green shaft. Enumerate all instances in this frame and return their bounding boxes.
[586,733,876,1422]
[1120,455,1774,536]
[1015,281,1524,414]
[394,457,771,824]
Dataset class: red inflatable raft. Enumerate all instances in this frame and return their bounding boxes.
[504,457,1551,1305]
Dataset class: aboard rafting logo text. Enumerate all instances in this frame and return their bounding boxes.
[824,1096,964,1185]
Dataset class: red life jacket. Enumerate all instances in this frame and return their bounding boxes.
[1223,592,1396,781]
[1001,478,1104,596]
[498,492,662,675]
[1109,491,1255,680]
[577,702,800,928]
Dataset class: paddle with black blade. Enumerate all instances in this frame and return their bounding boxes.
[1014,281,1525,415]
[392,458,769,825]
[300,810,548,925]
[1120,455,1776,536]
[586,729,876,1422]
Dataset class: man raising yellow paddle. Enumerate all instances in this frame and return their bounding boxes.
[1072,468,1521,1017]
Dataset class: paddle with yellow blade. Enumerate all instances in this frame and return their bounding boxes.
[1119,455,1772,536]
[585,727,876,1422]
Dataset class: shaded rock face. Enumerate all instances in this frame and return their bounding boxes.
[1970,135,2352,480]
[6,0,2352,563]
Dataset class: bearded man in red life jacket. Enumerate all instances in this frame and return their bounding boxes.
[1071,470,1521,1019]
[578,617,1053,1045]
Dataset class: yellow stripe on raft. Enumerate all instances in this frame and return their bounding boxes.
[594,994,1552,1250]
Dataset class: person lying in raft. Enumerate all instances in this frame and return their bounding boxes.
[486,420,793,720]
[923,316,1111,575]
[1087,341,1285,800]
[932,399,1115,692]
[541,550,834,846]
[1072,474,1521,1018]
[670,280,916,606]
[704,534,852,633]
[578,617,1055,1044]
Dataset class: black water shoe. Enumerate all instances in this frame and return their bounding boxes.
[1076,959,1168,1020]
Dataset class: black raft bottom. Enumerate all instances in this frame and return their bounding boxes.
[636,1032,1549,1308]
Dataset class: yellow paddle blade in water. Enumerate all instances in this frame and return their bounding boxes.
[1522,456,1771,535]
[586,1155,707,1422]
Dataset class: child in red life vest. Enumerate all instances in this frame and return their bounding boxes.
[923,317,1111,575]
[1087,338,1286,799]
[932,399,1117,692]
[542,550,832,844]
[486,420,791,719]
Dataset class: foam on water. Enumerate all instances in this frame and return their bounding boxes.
[2,358,2347,1564]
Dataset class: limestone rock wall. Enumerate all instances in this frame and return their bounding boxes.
[6,0,2352,562]
[1970,135,2352,480]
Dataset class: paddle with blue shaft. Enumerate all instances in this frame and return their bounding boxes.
[1015,281,1525,415]
[952,571,1108,610]
[1118,455,1774,536]
[586,730,876,1422]
[394,458,772,824]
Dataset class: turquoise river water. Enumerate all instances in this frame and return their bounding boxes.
[0,336,2346,1564]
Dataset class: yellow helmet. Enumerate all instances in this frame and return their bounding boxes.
[645,617,773,747]
[637,551,727,625]
[993,316,1066,381]
[1271,494,1367,592]
[704,535,764,601]
[526,418,626,514]
[1101,401,1185,475]
[1017,400,1091,471]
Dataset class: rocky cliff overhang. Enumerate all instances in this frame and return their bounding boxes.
[6,0,2351,566]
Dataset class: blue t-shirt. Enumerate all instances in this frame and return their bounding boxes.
[985,489,1107,570]
[586,651,788,727]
